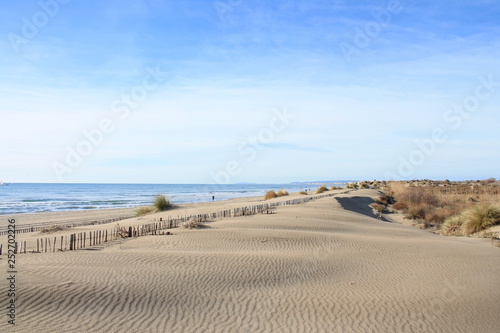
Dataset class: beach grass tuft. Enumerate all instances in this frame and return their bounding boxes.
[315,185,329,194]
[154,194,172,211]
[136,194,173,216]
[135,206,155,217]
[264,190,278,200]
[460,203,500,236]
[276,190,289,197]
[440,215,464,236]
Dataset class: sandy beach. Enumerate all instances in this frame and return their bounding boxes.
[1,189,499,332]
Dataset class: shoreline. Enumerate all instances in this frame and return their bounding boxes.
[1,190,325,227]
[1,183,328,217]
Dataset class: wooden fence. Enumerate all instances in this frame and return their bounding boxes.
[0,191,349,255]
[0,216,133,236]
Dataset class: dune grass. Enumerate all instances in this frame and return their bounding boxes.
[440,204,500,236]
[154,194,172,211]
[264,190,278,200]
[276,190,289,197]
[460,204,500,236]
[440,215,464,236]
[315,185,329,194]
[135,194,173,217]
[299,191,308,195]
[135,206,156,217]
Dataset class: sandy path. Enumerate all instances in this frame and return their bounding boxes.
[1,190,499,332]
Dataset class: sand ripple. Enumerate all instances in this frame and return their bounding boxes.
[2,191,499,332]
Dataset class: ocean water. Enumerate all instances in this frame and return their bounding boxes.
[0,183,344,215]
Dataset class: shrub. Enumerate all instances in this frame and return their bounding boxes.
[369,203,386,213]
[392,201,408,211]
[40,225,67,234]
[315,186,329,194]
[369,203,385,219]
[136,206,155,217]
[460,204,500,236]
[264,190,278,200]
[440,215,463,236]
[180,219,205,229]
[299,191,308,195]
[405,203,428,220]
[276,190,289,197]
[426,207,454,224]
[154,194,172,211]
[376,194,393,205]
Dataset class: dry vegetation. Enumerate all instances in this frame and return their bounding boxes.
[40,225,67,234]
[154,194,172,211]
[136,194,173,217]
[276,190,289,197]
[315,185,329,194]
[135,206,156,217]
[346,180,385,189]
[264,190,278,200]
[384,179,500,237]
[264,190,289,200]
[179,219,206,229]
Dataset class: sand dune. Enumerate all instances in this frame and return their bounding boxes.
[2,189,499,332]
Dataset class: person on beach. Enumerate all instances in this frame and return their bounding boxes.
[212,195,215,201]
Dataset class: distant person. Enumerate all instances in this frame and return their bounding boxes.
[212,195,215,201]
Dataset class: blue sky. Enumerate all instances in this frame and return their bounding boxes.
[1,0,499,183]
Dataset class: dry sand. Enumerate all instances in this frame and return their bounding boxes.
[1,189,499,332]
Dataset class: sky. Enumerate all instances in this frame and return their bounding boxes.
[0,0,499,184]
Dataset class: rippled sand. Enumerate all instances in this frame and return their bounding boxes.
[2,190,499,332]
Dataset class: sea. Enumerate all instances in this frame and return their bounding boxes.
[0,182,347,215]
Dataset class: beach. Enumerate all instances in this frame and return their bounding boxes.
[1,189,499,332]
